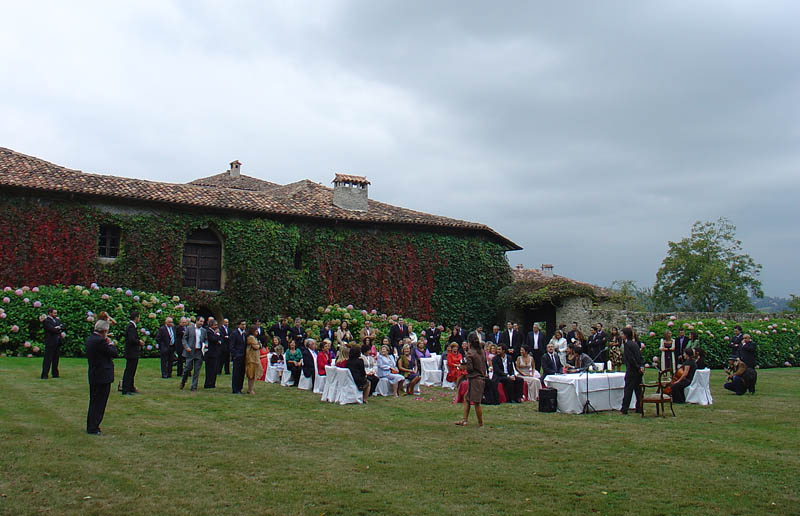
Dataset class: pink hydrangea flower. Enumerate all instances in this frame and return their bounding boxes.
[324,308,331,314]
[23,298,29,303]
[2,297,8,304]
[14,289,23,296]
[361,310,368,315]
[32,346,40,353]
[785,361,792,367]
[33,301,41,308]
[346,304,354,310]
[724,336,730,341]
[669,315,677,320]
[116,287,123,292]
[764,316,770,321]
[125,289,133,296]
[90,283,99,289]
[140,328,147,334]
[755,330,762,335]
[133,295,140,301]
[773,329,777,333]
[32,287,39,292]
[11,325,19,333]
[87,316,94,322]
[22,286,30,291]
[2,287,10,292]
[667,321,674,327]
[26,354,33,358]
[640,343,645,349]
[371,309,377,314]
[649,331,656,337]
[0,313,5,319]
[161,303,167,308]
[146,345,153,351]
[101,294,110,300]
[24,341,31,348]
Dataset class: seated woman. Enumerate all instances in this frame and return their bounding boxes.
[549,330,568,370]
[445,342,467,384]
[376,344,404,397]
[361,343,378,378]
[317,340,332,376]
[397,344,422,395]
[693,347,706,369]
[284,340,303,387]
[347,346,378,403]
[335,320,354,348]
[412,340,431,370]
[270,344,285,376]
[565,343,592,373]
[335,342,350,367]
[515,346,541,401]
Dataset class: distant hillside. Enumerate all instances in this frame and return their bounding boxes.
[750,296,790,313]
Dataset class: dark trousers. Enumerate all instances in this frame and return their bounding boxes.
[87,382,111,433]
[231,356,245,393]
[366,374,379,393]
[160,351,172,378]
[41,343,60,378]
[622,370,643,413]
[531,349,544,372]
[749,369,757,393]
[122,357,138,393]
[288,364,302,386]
[671,379,691,404]
[176,354,185,377]
[217,348,230,375]
[204,354,218,388]
[495,376,524,402]
[724,376,747,395]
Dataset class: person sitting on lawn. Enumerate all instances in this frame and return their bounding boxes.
[376,344,404,397]
[668,349,697,403]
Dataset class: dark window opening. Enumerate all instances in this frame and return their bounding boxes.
[183,229,221,291]
[98,225,121,258]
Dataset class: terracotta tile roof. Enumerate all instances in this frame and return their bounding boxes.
[333,173,370,185]
[0,147,521,250]
[511,267,611,297]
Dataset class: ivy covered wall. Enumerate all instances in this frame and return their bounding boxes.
[0,195,512,326]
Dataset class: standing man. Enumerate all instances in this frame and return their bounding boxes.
[488,325,502,345]
[174,317,188,378]
[620,327,644,415]
[320,320,335,344]
[41,307,64,379]
[738,333,757,393]
[674,329,688,363]
[594,323,607,363]
[729,325,744,355]
[360,320,377,351]
[270,317,290,347]
[289,318,306,348]
[567,322,579,346]
[217,318,230,375]
[85,319,117,435]
[180,316,207,392]
[155,317,175,379]
[389,317,409,355]
[468,324,485,345]
[500,321,522,356]
[526,323,546,372]
[122,311,144,395]
[254,319,269,349]
[230,320,247,394]
[204,319,222,389]
[425,322,441,355]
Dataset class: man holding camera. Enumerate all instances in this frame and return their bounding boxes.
[41,308,64,379]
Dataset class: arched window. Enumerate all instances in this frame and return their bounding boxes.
[182,228,221,291]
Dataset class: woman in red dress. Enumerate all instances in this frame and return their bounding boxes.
[259,336,276,381]
[446,342,467,384]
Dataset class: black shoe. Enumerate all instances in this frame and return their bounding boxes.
[87,430,102,435]
[162,376,169,379]
[190,388,197,392]
[41,376,48,380]
[52,375,60,378]
[121,392,133,396]
[180,381,186,390]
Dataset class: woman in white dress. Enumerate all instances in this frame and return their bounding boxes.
[376,345,404,397]
[515,346,541,401]
[550,330,568,370]
[659,330,676,372]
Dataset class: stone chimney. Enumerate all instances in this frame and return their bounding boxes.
[229,160,241,178]
[332,173,370,212]
[541,264,554,277]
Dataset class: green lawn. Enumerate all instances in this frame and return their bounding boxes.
[0,358,798,516]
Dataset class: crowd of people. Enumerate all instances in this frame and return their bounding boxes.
[72,311,758,434]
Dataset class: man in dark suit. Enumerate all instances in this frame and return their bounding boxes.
[319,321,335,344]
[467,324,485,346]
[425,322,441,355]
[204,319,222,389]
[621,327,644,414]
[492,345,523,403]
[541,342,562,383]
[85,319,117,435]
[674,329,689,362]
[729,325,743,355]
[270,317,290,347]
[174,317,188,377]
[566,322,579,346]
[738,333,757,393]
[525,323,546,372]
[254,319,269,349]
[181,316,207,391]
[230,320,247,394]
[488,325,502,345]
[217,318,230,375]
[301,338,317,388]
[121,311,144,395]
[593,323,607,363]
[499,321,523,356]
[289,318,306,348]
[389,318,410,355]
[155,317,175,378]
[41,308,64,379]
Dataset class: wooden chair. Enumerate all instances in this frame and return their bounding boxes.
[639,368,675,418]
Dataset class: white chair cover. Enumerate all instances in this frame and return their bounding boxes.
[334,367,363,405]
[265,353,281,383]
[281,363,296,387]
[298,371,313,391]
[373,377,391,396]
[685,368,713,405]
[321,366,338,402]
[313,373,326,394]
[419,357,442,386]
[441,360,456,390]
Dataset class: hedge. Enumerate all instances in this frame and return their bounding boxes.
[639,317,800,369]
[0,284,192,358]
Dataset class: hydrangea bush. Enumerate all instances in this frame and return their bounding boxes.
[640,317,799,369]
[0,284,192,358]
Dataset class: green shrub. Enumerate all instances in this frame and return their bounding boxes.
[0,284,192,358]
[640,317,799,369]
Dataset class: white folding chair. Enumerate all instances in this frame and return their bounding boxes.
[335,367,363,405]
[281,365,295,387]
[313,373,326,394]
[298,370,314,390]
[321,366,338,402]
[441,360,456,390]
[419,357,442,386]
[373,377,391,396]
[685,368,713,405]
[265,354,281,383]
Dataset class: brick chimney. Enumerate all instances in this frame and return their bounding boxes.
[332,173,370,212]
[542,264,554,277]
[229,160,241,178]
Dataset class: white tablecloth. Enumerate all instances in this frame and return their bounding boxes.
[685,368,713,405]
[545,373,635,414]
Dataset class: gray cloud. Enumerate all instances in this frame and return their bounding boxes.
[1,1,798,296]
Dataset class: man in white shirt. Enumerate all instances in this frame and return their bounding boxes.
[180,317,207,391]
[526,323,546,372]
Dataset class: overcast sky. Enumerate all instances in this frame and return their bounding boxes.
[2,1,799,297]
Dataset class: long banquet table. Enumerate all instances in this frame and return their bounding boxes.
[544,372,636,414]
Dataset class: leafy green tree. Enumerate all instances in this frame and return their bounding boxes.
[654,218,763,312]
[609,280,659,311]
[788,295,800,313]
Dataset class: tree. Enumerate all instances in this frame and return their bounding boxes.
[609,280,659,311]
[653,218,763,312]
[788,295,800,313]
